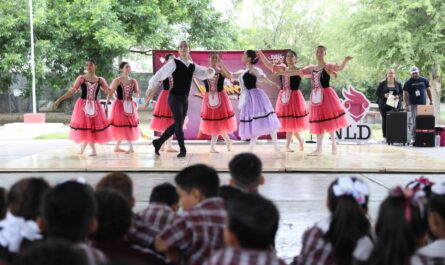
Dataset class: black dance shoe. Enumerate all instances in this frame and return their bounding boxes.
[152,139,161,155]
[177,150,187,158]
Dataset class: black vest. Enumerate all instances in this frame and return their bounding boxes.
[281,75,302,90]
[80,79,101,100]
[116,85,124,99]
[204,73,225,92]
[171,59,196,95]
[320,68,330,88]
[162,77,171,91]
[242,72,257,90]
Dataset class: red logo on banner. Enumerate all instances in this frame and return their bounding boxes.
[336,85,372,143]
[342,85,370,123]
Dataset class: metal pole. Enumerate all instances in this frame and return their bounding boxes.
[28,0,36,114]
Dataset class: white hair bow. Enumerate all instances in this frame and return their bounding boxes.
[57,177,86,185]
[0,212,42,252]
[333,177,369,205]
[432,183,445,195]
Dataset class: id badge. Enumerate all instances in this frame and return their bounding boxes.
[415,90,420,97]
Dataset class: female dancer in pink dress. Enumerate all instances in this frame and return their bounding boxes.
[200,53,237,153]
[282,46,352,156]
[106,62,140,154]
[54,59,112,156]
[145,53,177,153]
[257,50,309,152]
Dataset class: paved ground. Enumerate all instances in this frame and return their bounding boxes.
[0,170,442,262]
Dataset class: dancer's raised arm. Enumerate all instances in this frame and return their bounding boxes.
[325,56,353,74]
[256,50,277,72]
[218,58,232,79]
[147,60,176,93]
[193,64,215,80]
[251,67,280,89]
[276,68,305,77]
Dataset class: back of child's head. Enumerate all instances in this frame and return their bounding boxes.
[326,176,371,265]
[229,153,262,191]
[96,172,133,203]
[15,239,87,265]
[105,260,144,265]
[225,193,279,250]
[8,177,51,220]
[174,164,219,198]
[429,183,445,237]
[92,189,132,242]
[42,181,97,243]
[218,185,243,202]
[368,186,428,265]
[406,176,435,198]
[149,182,179,206]
[0,187,7,220]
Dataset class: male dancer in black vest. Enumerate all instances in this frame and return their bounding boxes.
[146,41,215,157]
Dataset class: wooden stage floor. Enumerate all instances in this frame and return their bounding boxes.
[0,140,444,173]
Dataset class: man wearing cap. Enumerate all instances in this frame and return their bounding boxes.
[403,66,433,144]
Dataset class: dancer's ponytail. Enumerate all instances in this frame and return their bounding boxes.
[245,50,259,65]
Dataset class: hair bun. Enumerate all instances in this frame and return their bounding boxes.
[252,57,259,65]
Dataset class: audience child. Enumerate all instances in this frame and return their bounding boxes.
[39,181,106,265]
[228,153,264,193]
[14,240,87,265]
[0,188,7,220]
[92,190,167,265]
[0,178,50,261]
[414,183,445,265]
[155,164,226,265]
[95,172,158,249]
[204,193,286,265]
[406,177,435,198]
[136,183,179,245]
[292,176,373,265]
[365,186,428,265]
[218,185,243,202]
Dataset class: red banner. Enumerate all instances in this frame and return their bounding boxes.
[152,50,289,140]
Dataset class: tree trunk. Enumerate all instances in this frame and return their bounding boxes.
[429,66,442,125]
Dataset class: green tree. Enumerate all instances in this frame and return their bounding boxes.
[0,0,33,93]
[233,0,372,97]
[351,0,445,120]
[0,0,240,100]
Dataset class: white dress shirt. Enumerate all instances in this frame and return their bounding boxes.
[148,57,215,91]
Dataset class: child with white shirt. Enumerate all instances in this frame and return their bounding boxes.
[414,183,445,265]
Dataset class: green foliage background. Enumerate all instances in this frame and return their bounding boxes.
[1,0,444,103]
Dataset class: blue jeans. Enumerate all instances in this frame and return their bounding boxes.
[409,105,417,141]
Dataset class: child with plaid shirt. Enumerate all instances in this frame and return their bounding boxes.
[204,193,286,265]
[155,164,226,265]
[136,183,179,245]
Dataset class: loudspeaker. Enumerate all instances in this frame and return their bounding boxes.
[416,115,435,130]
[386,111,409,145]
[415,132,435,147]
